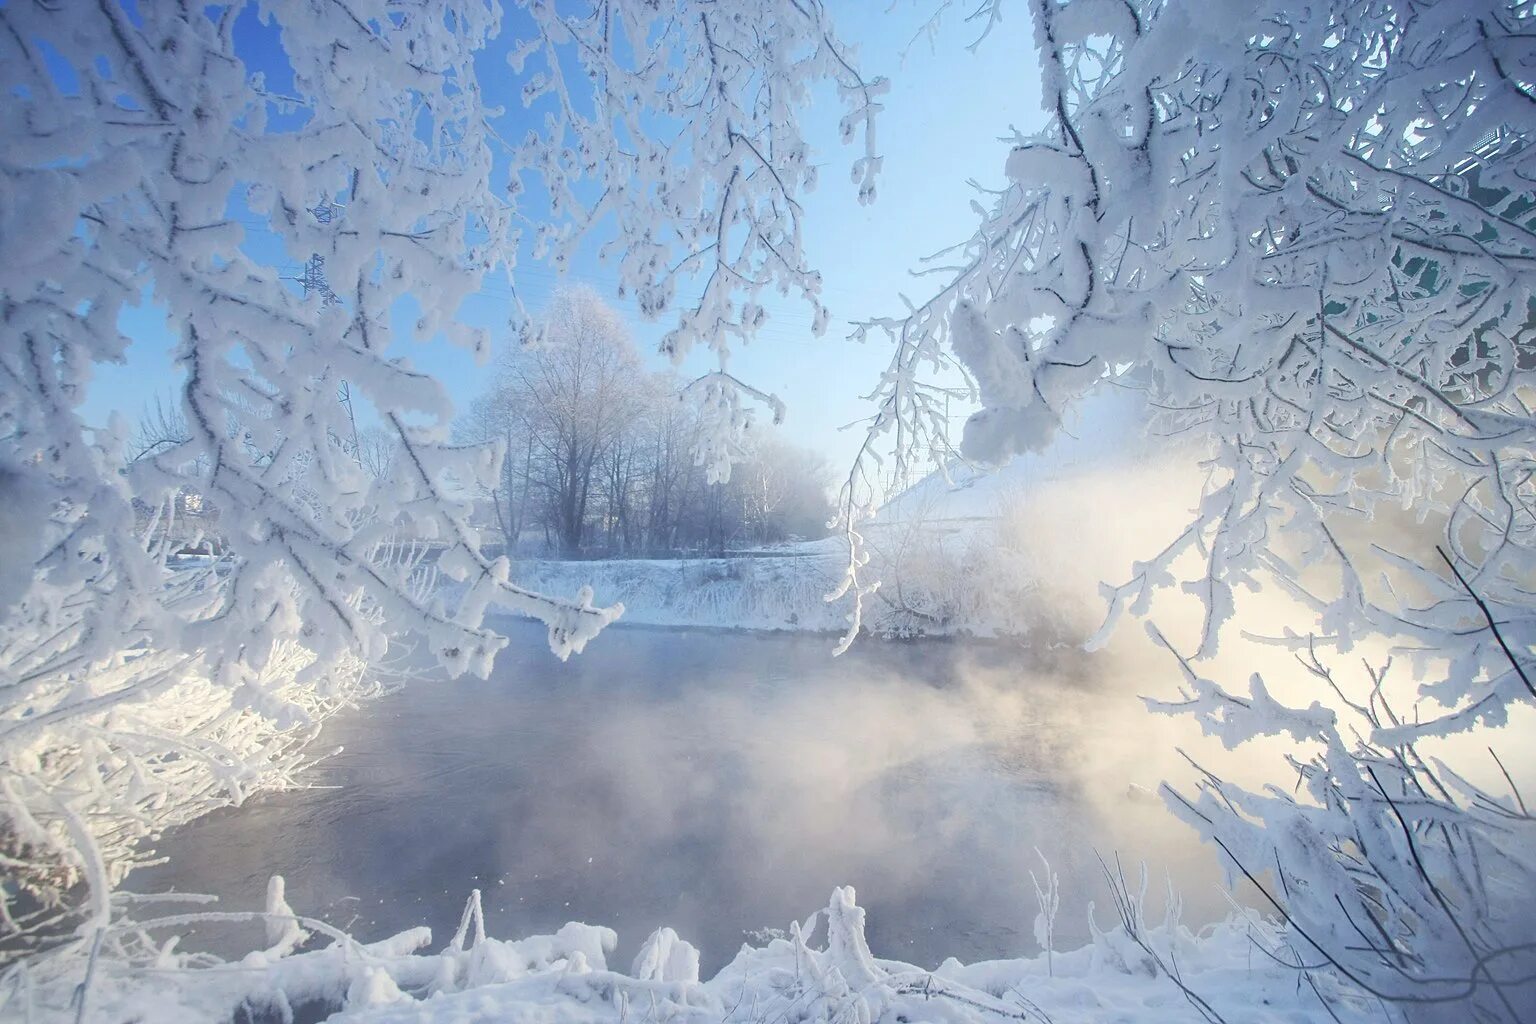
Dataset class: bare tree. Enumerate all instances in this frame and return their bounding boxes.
[464,340,833,558]
[493,288,648,555]
[128,394,191,465]
[353,426,401,482]
[730,437,835,546]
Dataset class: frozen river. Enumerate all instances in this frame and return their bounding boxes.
[130,620,1230,972]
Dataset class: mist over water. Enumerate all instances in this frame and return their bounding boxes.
[133,448,1523,976]
[131,617,1245,974]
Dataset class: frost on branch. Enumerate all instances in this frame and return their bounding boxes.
[1150,637,1536,1016]
[514,0,885,480]
[842,0,1535,702]
[836,0,1536,1014]
[0,0,872,962]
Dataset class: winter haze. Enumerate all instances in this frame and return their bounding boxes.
[2,2,1533,1024]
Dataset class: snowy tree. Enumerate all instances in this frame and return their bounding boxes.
[490,287,648,555]
[463,324,832,556]
[729,437,835,546]
[0,0,879,960]
[836,0,1536,1015]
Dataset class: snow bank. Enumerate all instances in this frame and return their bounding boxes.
[477,394,1189,643]
[500,547,850,633]
[492,538,1043,641]
[9,884,1351,1024]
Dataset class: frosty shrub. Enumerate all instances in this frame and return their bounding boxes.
[833,0,1536,1017]
[0,0,878,964]
[861,485,1041,639]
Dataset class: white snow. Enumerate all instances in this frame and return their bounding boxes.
[489,536,1040,640]
[11,885,1348,1024]
[493,390,1172,641]
[491,549,849,634]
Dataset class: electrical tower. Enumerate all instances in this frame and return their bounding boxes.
[294,194,341,308]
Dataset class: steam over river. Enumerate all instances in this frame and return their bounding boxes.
[132,620,1232,972]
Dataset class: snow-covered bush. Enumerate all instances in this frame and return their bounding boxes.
[861,484,1041,639]
[1154,640,1536,1016]
[0,517,438,960]
[834,0,1536,1016]
[0,611,378,958]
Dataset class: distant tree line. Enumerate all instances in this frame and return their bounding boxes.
[457,288,834,558]
[125,288,835,560]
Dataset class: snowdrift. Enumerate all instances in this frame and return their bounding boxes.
[11,884,1348,1023]
[495,537,1044,641]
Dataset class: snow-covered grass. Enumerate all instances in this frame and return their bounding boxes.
[502,544,851,634]
[6,883,1349,1024]
[0,633,385,964]
[499,524,1045,642]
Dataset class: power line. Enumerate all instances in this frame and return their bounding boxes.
[241,211,917,351]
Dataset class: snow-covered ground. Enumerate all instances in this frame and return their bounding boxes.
[501,413,1191,643]
[17,885,1346,1023]
[502,542,852,634]
[498,534,1046,641]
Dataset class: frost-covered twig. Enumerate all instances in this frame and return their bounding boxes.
[840,1,1536,1016]
[1,0,880,961]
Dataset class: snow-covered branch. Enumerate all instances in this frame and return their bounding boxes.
[513,0,887,475]
[836,0,1536,1014]
[0,0,875,962]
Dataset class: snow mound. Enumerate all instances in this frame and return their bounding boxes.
[12,884,1352,1024]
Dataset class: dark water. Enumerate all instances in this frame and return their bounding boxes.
[129,621,1230,973]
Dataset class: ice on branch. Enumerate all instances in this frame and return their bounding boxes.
[830,0,1536,1015]
[0,0,877,961]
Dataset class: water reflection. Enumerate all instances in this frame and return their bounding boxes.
[130,621,1230,972]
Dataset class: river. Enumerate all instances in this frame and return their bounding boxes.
[129,620,1232,973]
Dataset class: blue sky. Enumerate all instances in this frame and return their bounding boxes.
[86,2,1045,472]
